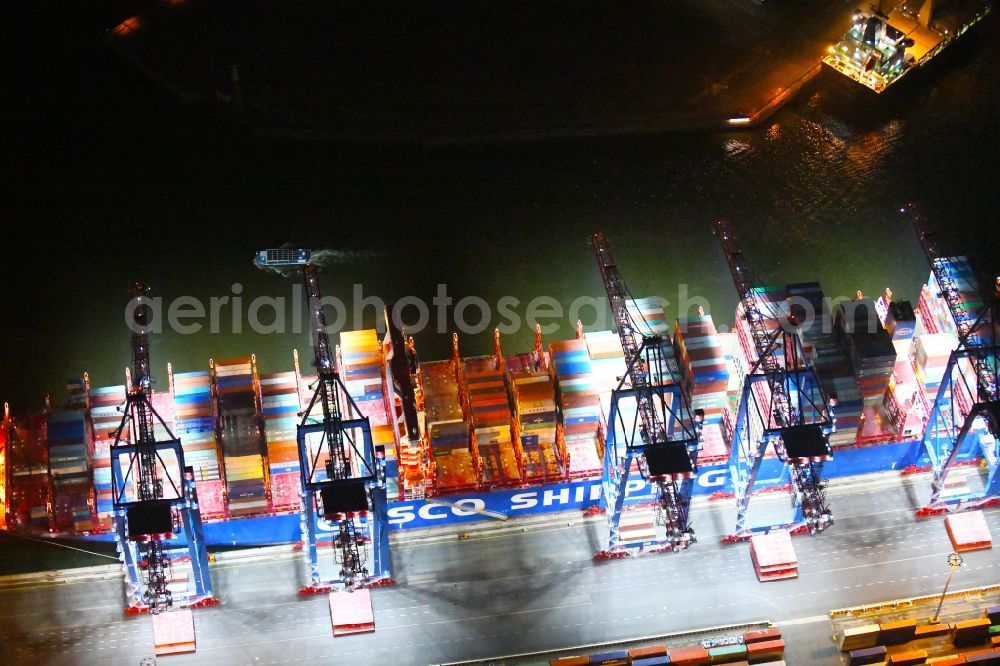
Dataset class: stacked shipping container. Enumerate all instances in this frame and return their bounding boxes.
[912,332,959,421]
[172,370,226,518]
[783,284,862,446]
[47,387,95,533]
[551,338,602,478]
[259,371,301,511]
[583,330,638,480]
[674,314,730,461]
[8,414,50,531]
[338,330,398,499]
[88,385,126,531]
[883,359,924,440]
[835,299,897,410]
[462,356,522,487]
[213,358,268,518]
[506,353,563,482]
[626,297,669,336]
[420,360,478,492]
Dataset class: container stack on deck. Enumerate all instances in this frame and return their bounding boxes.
[833,299,897,442]
[462,356,521,488]
[783,284,863,447]
[884,357,924,440]
[912,332,958,422]
[674,314,730,461]
[717,330,742,435]
[9,414,50,531]
[172,370,226,518]
[421,360,478,493]
[551,338,603,478]
[627,297,670,336]
[339,330,398,500]
[150,390,176,442]
[259,371,301,511]
[88,385,126,531]
[836,299,897,407]
[880,301,923,439]
[214,358,269,518]
[506,353,563,482]
[583,330,624,391]
[583,326,677,514]
[584,330,628,453]
[47,382,95,533]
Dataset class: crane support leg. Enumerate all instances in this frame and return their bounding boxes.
[369,486,392,581]
[115,510,144,608]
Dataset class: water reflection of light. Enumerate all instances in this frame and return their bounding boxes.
[723,138,753,159]
[846,119,902,166]
[112,16,141,36]
[767,123,781,140]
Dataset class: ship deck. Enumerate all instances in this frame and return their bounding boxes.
[823,0,991,93]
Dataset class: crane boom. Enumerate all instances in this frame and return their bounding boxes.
[591,233,700,553]
[714,220,794,428]
[905,205,1000,513]
[593,233,670,450]
[129,283,164,504]
[713,221,834,538]
[907,203,998,403]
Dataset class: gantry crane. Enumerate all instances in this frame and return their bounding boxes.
[254,249,391,591]
[110,283,214,613]
[905,204,1000,514]
[714,221,835,540]
[591,233,703,556]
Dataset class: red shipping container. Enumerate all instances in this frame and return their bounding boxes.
[667,645,710,665]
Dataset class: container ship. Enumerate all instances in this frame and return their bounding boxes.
[0,257,988,544]
[822,0,991,93]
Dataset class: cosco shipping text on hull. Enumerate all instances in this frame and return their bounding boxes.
[63,439,933,545]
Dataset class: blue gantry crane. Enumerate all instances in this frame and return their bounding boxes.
[591,233,704,557]
[110,283,214,613]
[905,204,1000,515]
[255,248,391,591]
[714,221,835,540]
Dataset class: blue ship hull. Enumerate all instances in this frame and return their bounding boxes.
[57,438,956,545]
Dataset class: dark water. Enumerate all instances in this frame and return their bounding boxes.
[2,5,998,414]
